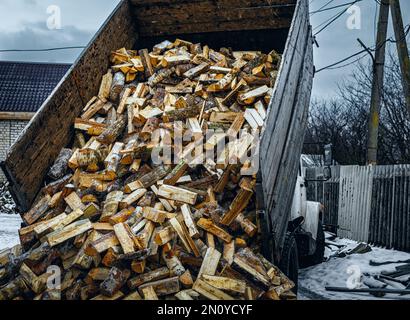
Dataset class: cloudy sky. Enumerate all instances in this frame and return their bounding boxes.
[0,0,409,100]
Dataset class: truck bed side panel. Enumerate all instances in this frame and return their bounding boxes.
[260,0,313,259]
[1,0,137,212]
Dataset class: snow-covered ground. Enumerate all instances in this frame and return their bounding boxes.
[0,214,22,250]
[299,233,410,300]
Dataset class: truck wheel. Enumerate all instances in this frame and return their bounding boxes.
[279,232,299,292]
[303,220,325,267]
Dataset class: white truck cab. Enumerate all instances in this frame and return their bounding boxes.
[278,148,332,287]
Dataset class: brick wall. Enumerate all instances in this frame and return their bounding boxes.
[0,120,29,182]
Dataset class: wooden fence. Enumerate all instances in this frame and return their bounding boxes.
[306,165,410,252]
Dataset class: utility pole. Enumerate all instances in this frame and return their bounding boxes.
[366,0,390,165]
[390,0,410,117]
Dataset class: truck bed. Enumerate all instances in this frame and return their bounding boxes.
[1,0,313,260]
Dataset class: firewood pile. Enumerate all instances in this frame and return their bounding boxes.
[0,39,296,300]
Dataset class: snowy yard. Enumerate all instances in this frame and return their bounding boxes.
[0,214,21,251]
[299,233,410,300]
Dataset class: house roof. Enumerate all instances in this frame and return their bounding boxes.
[0,61,71,113]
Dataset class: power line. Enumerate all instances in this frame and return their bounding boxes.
[311,0,336,15]
[310,1,358,15]
[0,46,86,53]
[316,24,410,73]
[313,0,364,36]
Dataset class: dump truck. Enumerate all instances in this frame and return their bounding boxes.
[1,0,314,288]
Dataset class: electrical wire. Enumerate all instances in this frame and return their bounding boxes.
[316,24,410,73]
[0,46,86,53]
[310,1,359,15]
[313,0,364,36]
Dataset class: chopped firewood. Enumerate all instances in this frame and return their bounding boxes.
[193,278,234,300]
[113,223,137,254]
[179,270,194,288]
[198,247,221,278]
[85,232,119,257]
[223,241,235,265]
[138,276,180,297]
[142,286,158,300]
[233,248,271,288]
[238,85,270,105]
[1,38,292,301]
[110,72,125,102]
[163,160,188,186]
[197,218,232,243]
[47,219,92,247]
[220,186,254,226]
[181,204,200,239]
[99,72,113,100]
[100,267,130,297]
[142,207,167,223]
[202,275,246,294]
[22,195,51,225]
[158,185,197,205]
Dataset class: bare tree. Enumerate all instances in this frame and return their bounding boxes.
[305,53,410,165]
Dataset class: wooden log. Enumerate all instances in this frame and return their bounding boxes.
[198,247,221,278]
[179,270,194,288]
[100,267,130,297]
[223,240,235,265]
[128,266,170,290]
[97,115,126,145]
[85,232,119,256]
[202,275,246,294]
[236,213,257,237]
[120,188,147,209]
[86,267,111,283]
[233,248,270,288]
[162,251,185,276]
[163,160,188,186]
[181,204,200,239]
[193,278,234,300]
[197,218,232,243]
[125,165,171,192]
[48,148,73,180]
[65,191,86,211]
[142,207,167,223]
[139,276,180,297]
[47,219,92,247]
[154,226,175,246]
[22,195,51,225]
[113,223,137,254]
[82,98,107,120]
[140,118,160,141]
[158,185,197,205]
[101,191,124,222]
[220,188,253,226]
[110,72,125,102]
[139,49,154,78]
[142,286,158,300]
[184,62,210,79]
[117,87,132,114]
[99,72,113,100]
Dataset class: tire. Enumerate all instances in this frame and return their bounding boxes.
[279,232,299,292]
[303,220,325,267]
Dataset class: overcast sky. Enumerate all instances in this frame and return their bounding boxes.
[0,0,409,100]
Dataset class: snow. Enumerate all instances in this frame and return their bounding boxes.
[0,214,22,251]
[299,233,410,300]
